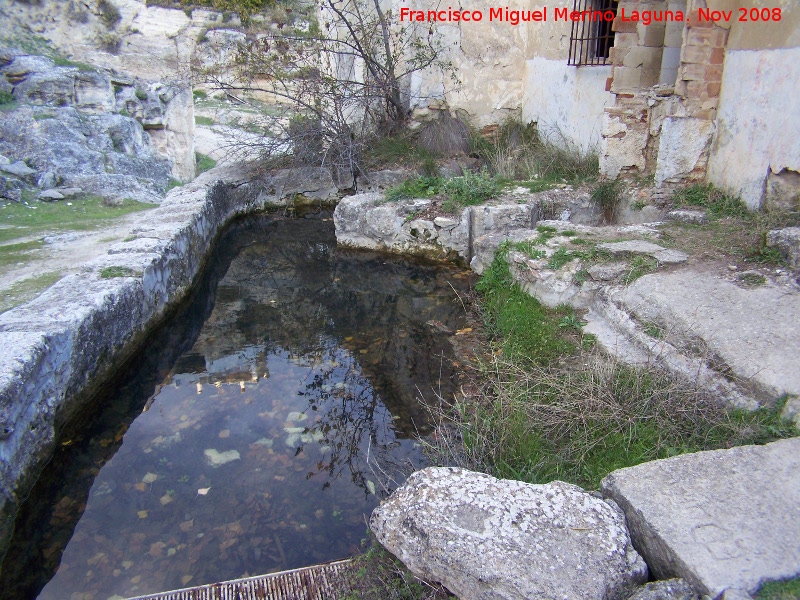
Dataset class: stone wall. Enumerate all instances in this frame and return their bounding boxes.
[0,163,337,571]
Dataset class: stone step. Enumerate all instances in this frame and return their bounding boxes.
[601,438,800,598]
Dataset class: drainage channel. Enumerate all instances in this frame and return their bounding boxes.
[125,560,355,600]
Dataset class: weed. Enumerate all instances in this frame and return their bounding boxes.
[573,269,589,284]
[558,314,586,331]
[673,184,750,219]
[757,576,800,599]
[195,152,217,174]
[99,266,138,279]
[547,247,574,270]
[472,118,598,184]
[192,89,208,100]
[622,256,658,284]
[135,89,148,101]
[195,115,214,126]
[384,176,442,202]
[98,0,122,28]
[0,90,14,105]
[738,272,767,287]
[561,230,576,237]
[426,356,796,490]
[337,543,447,599]
[592,179,623,224]
[442,168,502,208]
[511,240,546,260]
[643,321,664,339]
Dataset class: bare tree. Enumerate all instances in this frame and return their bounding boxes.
[195,0,456,183]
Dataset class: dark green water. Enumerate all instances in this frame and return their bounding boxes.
[0,212,473,600]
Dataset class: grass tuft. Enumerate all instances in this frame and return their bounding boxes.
[757,577,800,600]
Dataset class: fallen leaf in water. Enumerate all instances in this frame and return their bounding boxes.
[160,494,174,506]
[344,336,353,342]
[455,327,473,335]
[218,429,230,439]
[197,487,211,496]
[366,480,376,495]
[149,542,165,558]
[142,473,158,484]
[134,483,147,492]
[182,575,193,586]
[137,510,148,519]
[180,520,194,532]
[130,575,142,584]
[122,561,134,570]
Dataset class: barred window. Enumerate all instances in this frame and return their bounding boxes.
[568,0,619,66]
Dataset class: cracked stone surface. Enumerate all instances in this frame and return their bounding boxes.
[597,240,688,264]
[601,438,800,598]
[371,467,647,600]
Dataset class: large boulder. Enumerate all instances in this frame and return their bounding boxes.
[601,438,800,598]
[370,467,648,600]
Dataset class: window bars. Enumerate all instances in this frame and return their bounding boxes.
[568,0,619,66]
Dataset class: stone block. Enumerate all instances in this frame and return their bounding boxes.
[601,438,800,598]
[611,66,643,92]
[766,227,800,269]
[681,45,712,65]
[372,467,648,600]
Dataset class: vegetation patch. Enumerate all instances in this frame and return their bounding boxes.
[757,576,800,600]
[195,115,214,126]
[0,90,14,105]
[425,245,796,491]
[384,176,442,202]
[0,196,154,245]
[591,179,623,223]
[664,183,800,268]
[338,544,447,600]
[0,239,45,269]
[0,271,62,314]
[196,152,217,174]
[99,266,139,279]
[441,169,503,213]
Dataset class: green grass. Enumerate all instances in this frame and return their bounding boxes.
[0,196,154,245]
[622,255,659,284]
[0,271,63,314]
[673,183,750,219]
[195,152,217,174]
[758,577,800,599]
[99,266,139,279]
[592,179,623,223]
[0,239,45,268]
[0,90,14,105]
[425,241,797,491]
[475,243,575,364]
[441,169,503,213]
[195,115,214,126]
[384,176,442,202]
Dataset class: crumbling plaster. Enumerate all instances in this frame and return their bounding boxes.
[524,57,614,154]
[708,47,800,208]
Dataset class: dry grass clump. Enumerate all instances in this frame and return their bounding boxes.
[424,352,795,490]
[474,120,598,184]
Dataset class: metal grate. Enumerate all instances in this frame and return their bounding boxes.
[124,559,356,600]
[568,0,619,66]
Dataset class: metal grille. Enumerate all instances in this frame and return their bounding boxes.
[568,0,619,66]
[124,559,356,600]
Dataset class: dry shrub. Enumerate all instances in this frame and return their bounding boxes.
[417,112,471,156]
[423,351,795,490]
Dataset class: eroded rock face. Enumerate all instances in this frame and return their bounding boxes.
[370,467,648,600]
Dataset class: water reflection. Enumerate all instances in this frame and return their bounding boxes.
[1,213,472,600]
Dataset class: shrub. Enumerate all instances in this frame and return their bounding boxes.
[98,0,122,28]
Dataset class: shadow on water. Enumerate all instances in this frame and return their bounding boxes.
[0,210,474,600]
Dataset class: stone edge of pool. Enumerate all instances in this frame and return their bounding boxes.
[0,164,342,568]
